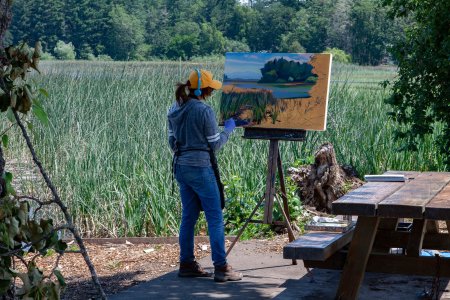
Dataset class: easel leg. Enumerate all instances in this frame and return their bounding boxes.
[264,140,278,224]
[226,196,265,257]
[275,195,297,265]
[277,148,297,265]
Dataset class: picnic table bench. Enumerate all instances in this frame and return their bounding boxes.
[284,171,450,300]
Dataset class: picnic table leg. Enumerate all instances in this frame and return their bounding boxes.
[406,219,426,257]
[335,216,380,300]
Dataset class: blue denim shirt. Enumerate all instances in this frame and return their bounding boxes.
[167,99,230,167]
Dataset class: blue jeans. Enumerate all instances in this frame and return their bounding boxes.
[175,164,227,267]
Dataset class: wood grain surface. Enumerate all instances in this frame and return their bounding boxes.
[332,182,404,216]
[377,172,450,218]
[425,183,450,220]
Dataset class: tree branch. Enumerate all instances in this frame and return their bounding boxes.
[13,110,106,299]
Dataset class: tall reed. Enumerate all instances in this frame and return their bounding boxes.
[3,61,445,237]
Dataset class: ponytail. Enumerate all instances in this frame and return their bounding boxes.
[175,81,191,106]
[175,80,214,105]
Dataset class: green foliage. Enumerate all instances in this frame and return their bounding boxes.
[0,42,41,115]
[0,42,65,299]
[9,0,407,65]
[7,61,443,239]
[106,4,145,60]
[349,0,392,65]
[40,51,55,61]
[273,177,305,226]
[278,33,305,53]
[223,175,271,239]
[323,47,351,64]
[383,0,450,166]
[53,41,76,60]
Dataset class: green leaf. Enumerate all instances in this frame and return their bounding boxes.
[2,134,8,148]
[4,172,13,184]
[26,121,33,131]
[32,104,49,126]
[53,269,66,287]
[38,88,49,98]
[6,107,15,123]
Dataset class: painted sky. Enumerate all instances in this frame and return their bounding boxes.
[224,52,315,80]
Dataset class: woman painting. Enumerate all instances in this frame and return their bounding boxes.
[167,69,242,282]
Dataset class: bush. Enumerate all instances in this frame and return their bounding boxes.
[53,40,76,60]
[323,47,351,64]
[40,51,55,60]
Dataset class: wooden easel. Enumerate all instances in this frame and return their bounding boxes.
[226,128,306,265]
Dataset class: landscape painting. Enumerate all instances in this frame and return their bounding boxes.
[220,52,332,131]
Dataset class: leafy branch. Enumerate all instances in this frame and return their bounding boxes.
[0,41,106,299]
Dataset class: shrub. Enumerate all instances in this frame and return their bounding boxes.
[323,47,351,64]
[40,51,55,60]
[53,40,76,60]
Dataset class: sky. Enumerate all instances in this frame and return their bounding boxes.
[223,52,314,80]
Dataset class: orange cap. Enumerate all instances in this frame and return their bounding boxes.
[189,69,222,90]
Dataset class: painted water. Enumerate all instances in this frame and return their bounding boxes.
[224,80,314,99]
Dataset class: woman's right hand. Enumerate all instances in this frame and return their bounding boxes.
[224,118,236,134]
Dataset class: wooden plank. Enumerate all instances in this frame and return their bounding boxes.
[332,182,404,216]
[305,252,450,277]
[377,172,450,218]
[406,219,426,256]
[425,183,450,220]
[335,216,380,300]
[283,229,354,261]
[243,128,306,141]
[374,231,450,250]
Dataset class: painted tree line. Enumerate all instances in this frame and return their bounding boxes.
[6,0,404,65]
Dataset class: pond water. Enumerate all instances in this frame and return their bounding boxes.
[225,81,315,99]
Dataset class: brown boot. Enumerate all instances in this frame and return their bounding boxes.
[178,261,211,277]
[214,264,243,282]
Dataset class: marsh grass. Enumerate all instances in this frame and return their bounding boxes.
[2,61,445,237]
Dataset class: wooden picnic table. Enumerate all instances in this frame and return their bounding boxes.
[304,171,450,300]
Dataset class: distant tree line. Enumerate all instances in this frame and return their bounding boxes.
[7,0,407,65]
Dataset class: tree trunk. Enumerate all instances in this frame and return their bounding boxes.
[289,142,364,213]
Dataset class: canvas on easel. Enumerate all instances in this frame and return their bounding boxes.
[220,52,332,131]
[221,53,333,261]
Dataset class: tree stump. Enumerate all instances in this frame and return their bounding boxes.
[289,142,363,213]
